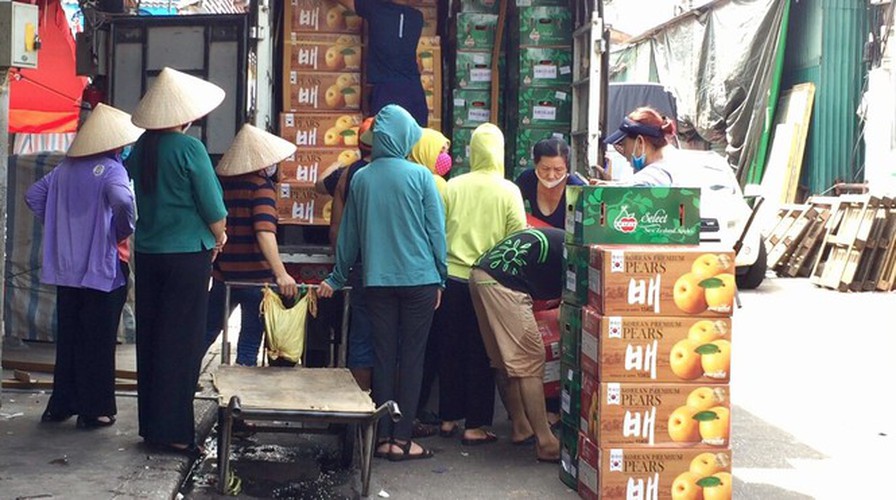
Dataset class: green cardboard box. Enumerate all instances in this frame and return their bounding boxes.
[452,89,499,128]
[460,0,499,13]
[519,87,572,127]
[456,13,498,51]
[450,127,475,174]
[519,6,573,47]
[559,414,580,490]
[514,128,571,170]
[559,301,582,364]
[519,47,573,88]
[455,51,494,90]
[560,361,581,428]
[564,186,702,245]
[563,245,589,307]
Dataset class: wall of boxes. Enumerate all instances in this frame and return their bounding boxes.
[278,0,440,225]
[560,186,735,500]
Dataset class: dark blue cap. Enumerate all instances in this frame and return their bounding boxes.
[605,117,664,145]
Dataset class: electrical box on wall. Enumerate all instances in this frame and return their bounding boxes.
[0,1,40,69]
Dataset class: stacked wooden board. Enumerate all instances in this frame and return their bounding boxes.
[762,195,896,292]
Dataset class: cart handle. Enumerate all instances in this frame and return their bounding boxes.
[374,400,402,423]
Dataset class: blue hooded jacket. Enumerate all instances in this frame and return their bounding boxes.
[324,105,447,289]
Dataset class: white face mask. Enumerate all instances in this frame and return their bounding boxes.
[536,170,567,189]
[182,122,193,133]
[264,165,277,178]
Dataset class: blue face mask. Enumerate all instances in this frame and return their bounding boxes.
[120,145,133,161]
[630,138,647,172]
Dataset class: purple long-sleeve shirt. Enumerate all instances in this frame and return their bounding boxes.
[25,154,135,292]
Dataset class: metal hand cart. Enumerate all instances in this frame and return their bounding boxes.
[213,280,398,497]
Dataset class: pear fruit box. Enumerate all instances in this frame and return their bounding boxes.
[452,90,496,128]
[519,6,573,47]
[565,186,701,246]
[559,424,581,490]
[519,47,573,88]
[278,148,361,186]
[417,36,441,75]
[587,245,737,318]
[518,87,572,127]
[456,13,498,51]
[580,378,731,448]
[563,243,590,307]
[275,182,332,226]
[580,310,733,383]
[285,0,362,34]
[560,360,581,428]
[284,71,362,112]
[455,50,494,90]
[578,439,734,500]
[279,113,363,149]
[284,34,362,72]
[536,308,561,398]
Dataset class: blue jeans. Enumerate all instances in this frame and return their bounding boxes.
[205,279,264,366]
[347,285,374,369]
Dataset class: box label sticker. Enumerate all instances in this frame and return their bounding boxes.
[607,382,621,405]
[559,65,571,75]
[608,316,623,338]
[609,448,624,472]
[581,328,598,364]
[534,64,557,79]
[610,251,625,272]
[566,270,576,292]
[533,105,557,121]
[470,68,492,82]
[468,108,490,122]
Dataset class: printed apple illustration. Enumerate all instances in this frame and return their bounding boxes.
[668,405,701,443]
[671,471,704,500]
[342,127,359,146]
[696,406,730,446]
[686,386,718,411]
[326,6,345,29]
[699,472,732,500]
[325,85,344,108]
[342,47,360,69]
[669,339,703,380]
[688,320,724,344]
[698,340,731,379]
[324,46,343,69]
[690,452,723,477]
[323,126,341,146]
[704,273,736,312]
[342,86,360,107]
[673,272,708,314]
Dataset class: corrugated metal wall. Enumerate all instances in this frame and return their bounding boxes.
[782,0,867,195]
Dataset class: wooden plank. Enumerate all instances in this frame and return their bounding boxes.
[838,197,880,291]
[870,202,896,291]
[852,199,892,291]
[811,196,872,289]
[769,206,816,273]
[783,208,831,277]
[2,343,138,380]
[2,379,138,391]
[810,198,846,286]
[213,366,375,413]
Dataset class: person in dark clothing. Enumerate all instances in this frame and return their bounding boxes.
[355,0,428,126]
[514,137,586,229]
[468,228,565,463]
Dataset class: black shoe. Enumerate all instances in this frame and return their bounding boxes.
[41,409,73,423]
[76,415,116,429]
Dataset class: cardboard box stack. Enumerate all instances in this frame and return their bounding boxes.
[451,1,500,176]
[560,186,736,500]
[510,0,573,180]
[279,0,364,225]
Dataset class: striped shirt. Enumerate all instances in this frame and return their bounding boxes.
[212,172,278,282]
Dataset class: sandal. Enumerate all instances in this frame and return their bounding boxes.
[461,431,498,446]
[512,434,536,446]
[76,415,116,429]
[439,423,459,438]
[412,422,438,439]
[388,440,434,462]
[373,439,394,459]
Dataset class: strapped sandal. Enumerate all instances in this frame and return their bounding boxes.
[373,438,394,459]
[388,440,434,462]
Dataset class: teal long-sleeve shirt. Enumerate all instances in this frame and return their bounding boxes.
[324,156,447,290]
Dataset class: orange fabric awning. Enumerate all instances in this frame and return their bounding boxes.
[8,0,86,134]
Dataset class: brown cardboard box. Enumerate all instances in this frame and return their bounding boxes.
[588,246,736,317]
[580,309,733,383]
[535,308,561,398]
[278,147,361,186]
[578,438,734,500]
[420,73,442,120]
[284,34,363,72]
[285,0,362,34]
[580,377,731,448]
[275,182,333,226]
[417,36,441,75]
[284,71,362,112]
[280,113,363,148]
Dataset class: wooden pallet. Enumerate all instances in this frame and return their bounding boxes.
[837,197,883,291]
[850,198,894,291]
[810,195,873,289]
[781,207,831,277]
[769,206,817,273]
[875,202,896,291]
[764,204,808,253]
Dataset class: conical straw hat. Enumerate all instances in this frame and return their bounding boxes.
[216,124,297,177]
[67,103,144,158]
[131,67,226,129]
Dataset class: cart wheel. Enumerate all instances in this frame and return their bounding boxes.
[338,423,357,469]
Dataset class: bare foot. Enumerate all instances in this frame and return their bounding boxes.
[536,438,561,462]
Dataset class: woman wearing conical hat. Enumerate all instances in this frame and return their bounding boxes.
[203,124,298,367]
[126,67,228,455]
[25,103,143,429]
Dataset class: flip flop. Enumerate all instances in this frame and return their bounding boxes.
[461,432,498,446]
[388,440,434,462]
[512,434,536,446]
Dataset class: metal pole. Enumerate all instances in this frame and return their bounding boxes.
[221,283,232,365]
[0,70,10,404]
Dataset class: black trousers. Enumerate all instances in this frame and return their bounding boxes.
[365,285,438,441]
[435,278,495,429]
[46,262,129,418]
[135,251,211,445]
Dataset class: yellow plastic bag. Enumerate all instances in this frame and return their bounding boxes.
[261,286,317,365]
